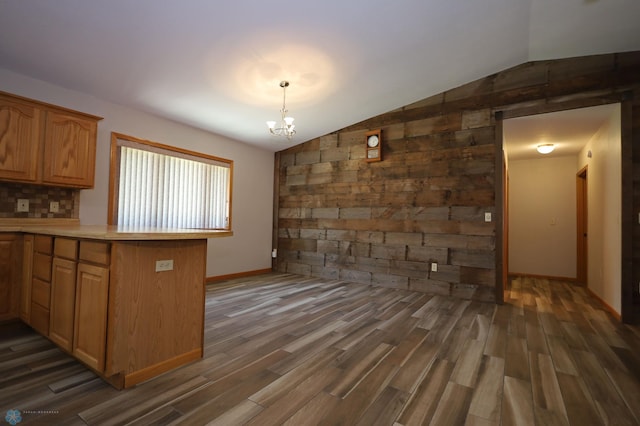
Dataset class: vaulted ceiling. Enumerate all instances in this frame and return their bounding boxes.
[0,0,638,152]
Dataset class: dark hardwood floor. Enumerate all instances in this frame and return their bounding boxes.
[1,273,640,425]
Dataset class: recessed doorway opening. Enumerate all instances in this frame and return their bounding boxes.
[502,103,622,317]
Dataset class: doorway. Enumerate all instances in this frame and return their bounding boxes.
[499,103,623,316]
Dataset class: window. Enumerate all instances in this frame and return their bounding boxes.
[109,132,232,230]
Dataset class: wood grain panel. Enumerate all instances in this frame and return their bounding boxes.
[29,301,49,335]
[49,257,77,351]
[33,234,53,254]
[0,234,21,321]
[20,234,33,322]
[42,110,97,187]
[107,239,206,382]
[73,262,109,372]
[54,237,78,260]
[79,240,110,265]
[31,278,51,308]
[0,94,40,182]
[32,252,52,282]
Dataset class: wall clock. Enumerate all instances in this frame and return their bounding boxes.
[365,129,382,162]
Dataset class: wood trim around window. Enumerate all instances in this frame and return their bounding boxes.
[107,132,233,228]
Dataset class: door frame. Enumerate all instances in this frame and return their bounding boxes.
[495,95,635,322]
[576,166,588,285]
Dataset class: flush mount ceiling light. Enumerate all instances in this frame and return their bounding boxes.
[536,143,555,154]
[266,81,296,140]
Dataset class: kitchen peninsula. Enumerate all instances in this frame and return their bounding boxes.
[0,221,232,389]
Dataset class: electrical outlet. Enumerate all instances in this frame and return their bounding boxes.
[155,259,174,272]
[431,262,438,272]
[17,199,29,212]
[49,201,59,213]
[484,212,492,222]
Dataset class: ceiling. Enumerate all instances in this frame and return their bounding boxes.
[504,104,618,161]
[0,0,638,152]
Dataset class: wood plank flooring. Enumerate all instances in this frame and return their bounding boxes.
[1,273,640,425]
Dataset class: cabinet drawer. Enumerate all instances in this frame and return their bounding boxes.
[32,278,51,308]
[54,238,78,260]
[79,241,110,266]
[34,235,53,255]
[33,252,52,281]
[30,302,49,335]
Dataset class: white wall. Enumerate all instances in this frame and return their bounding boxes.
[0,68,275,278]
[508,156,577,278]
[578,105,621,313]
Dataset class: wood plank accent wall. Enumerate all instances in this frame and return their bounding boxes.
[274,52,640,314]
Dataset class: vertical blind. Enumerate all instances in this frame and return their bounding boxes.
[117,146,230,229]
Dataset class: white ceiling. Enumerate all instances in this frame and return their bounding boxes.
[0,0,638,152]
[504,104,618,161]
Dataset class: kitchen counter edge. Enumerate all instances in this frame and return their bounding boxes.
[0,224,232,240]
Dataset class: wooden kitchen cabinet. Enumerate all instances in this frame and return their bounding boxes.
[11,228,216,390]
[42,110,97,187]
[0,233,21,322]
[49,238,78,352]
[49,257,77,350]
[30,235,53,335]
[20,234,34,322]
[0,96,40,182]
[0,91,102,188]
[73,259,109,372]
[106,239,206,388]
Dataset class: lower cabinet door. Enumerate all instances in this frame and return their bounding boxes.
[73,263,109,372]
[0,234,20,321]
[49,257,77,351]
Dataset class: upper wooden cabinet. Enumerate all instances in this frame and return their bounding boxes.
[0,96,40,182]
[0,91,102,188]
[42,110,98,187]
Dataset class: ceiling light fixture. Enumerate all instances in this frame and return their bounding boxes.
[536,143,555,154]
[266,81,296,140]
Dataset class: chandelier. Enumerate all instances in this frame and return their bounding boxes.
[266,81,296,139]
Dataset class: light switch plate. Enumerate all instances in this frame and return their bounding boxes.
[431,262,438,272]
[484,212,492,222]
[49,201,59,213]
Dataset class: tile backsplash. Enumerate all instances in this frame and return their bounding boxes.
[0,182,79,218]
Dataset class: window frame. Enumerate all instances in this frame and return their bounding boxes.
[108,132,233,230]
